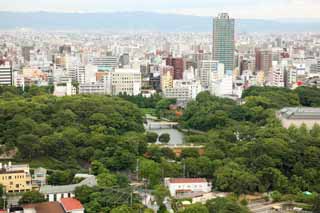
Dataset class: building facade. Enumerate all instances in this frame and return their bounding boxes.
[277,107,320,129]
[213,13,235,73]
[111,69,141,96]
[166,56,185,80]
[255,49,272,75]
[0,61,13,86]
[0,162,32,193]
[164,178,212,197]
[199,60,224,89]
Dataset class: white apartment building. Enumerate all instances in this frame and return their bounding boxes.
[0,61,13,86]
[198,60,224,89]
[54,80,76,97]
[211,74,233,97]
[163,79,202,105]
[68,64,98,84]
[164,178,212,197]
[270,62,285,87]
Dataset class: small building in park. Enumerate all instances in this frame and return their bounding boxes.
[164,178,212,197]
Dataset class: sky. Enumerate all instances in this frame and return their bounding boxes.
[1,0,319,19]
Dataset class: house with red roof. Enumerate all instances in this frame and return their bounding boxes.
[164,178,212,197]
[60,198,84,213]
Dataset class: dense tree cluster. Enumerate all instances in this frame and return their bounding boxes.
[2,85,320,212]
[119,93,177,119]
[0,93,145,171]
[177,197,249,213]
[243,86,320,108]
[179,89,320,196]
[18,191,47,205]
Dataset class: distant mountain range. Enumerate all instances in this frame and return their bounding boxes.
[1,11,320,32]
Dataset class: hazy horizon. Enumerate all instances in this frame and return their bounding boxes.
[1,0,319,19]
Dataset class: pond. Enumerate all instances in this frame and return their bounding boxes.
[144,119,184,145]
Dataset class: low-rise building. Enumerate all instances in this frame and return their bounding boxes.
[21,198,84,213]
[0,162,32,193]
[164,178,211,197]
[32,167,47,187]
[40,174,97,202]
[163,79,202,106]
[277,107,320,128]
[23,202,65,213]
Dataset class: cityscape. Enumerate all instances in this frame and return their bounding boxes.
[0,1,320,213]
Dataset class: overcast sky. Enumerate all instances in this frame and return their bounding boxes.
[1,0,319,19]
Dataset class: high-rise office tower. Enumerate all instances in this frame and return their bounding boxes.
[255,49,272,75]
[213,13,235,73]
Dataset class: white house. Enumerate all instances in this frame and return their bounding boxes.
[164,178,212,197]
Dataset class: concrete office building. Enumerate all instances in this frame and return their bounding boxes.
[199,60,224,89]
[111,69,141,96]
[89,56,118,70]
[213,13,235,73]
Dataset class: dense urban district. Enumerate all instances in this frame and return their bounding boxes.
[1,12,320,213]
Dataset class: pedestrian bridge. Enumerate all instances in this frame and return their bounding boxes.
[146,121,179,130]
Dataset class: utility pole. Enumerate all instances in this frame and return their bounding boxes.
[136,158,140,181]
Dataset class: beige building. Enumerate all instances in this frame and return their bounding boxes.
[277,107,320,129]
[161,67,174,91]
[0,162,32,193]
[111,69,141,96]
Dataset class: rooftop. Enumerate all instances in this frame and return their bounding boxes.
[40,175,96,194]
[60,198,84,211]
[279,107,320,119]
[114,68,140,74]
[169,178,208,184]
[0,169,25,174]
[23,202,64,213]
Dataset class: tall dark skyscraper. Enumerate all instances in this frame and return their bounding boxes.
[255,48,272,75]
[22,46,33,62]
[166,56,184,80]
[213,13,235,73]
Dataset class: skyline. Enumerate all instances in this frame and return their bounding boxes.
[1,0,319,19]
